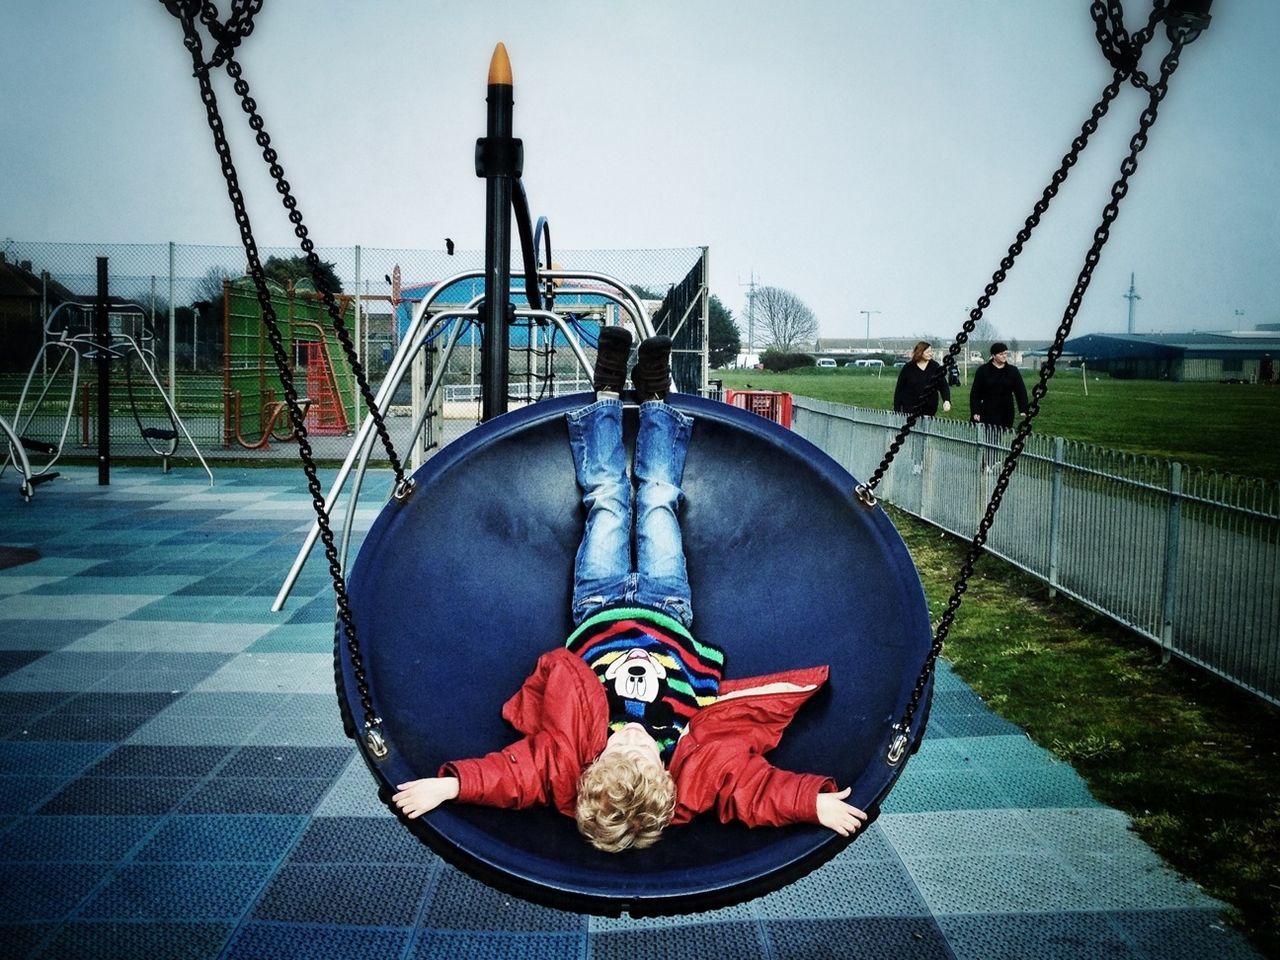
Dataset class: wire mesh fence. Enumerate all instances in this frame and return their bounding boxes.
[0,239,706,469]
[792,396,1280,705]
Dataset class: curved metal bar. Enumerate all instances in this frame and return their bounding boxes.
[12,300,206,480]
[274,271,511,611]
[228,391,311,450]
[337,306,588,580]
[540,271,655,338]
[534,215,551,269]
[272,302,468,611]
[123,343,181,459]
[5,342,78,480]
[339,312,475,576]
[534,215,553,311]
[43,298,150,337]
[341,300,484,573]
[274,270,650,609]
[110,333,214,485]
[44,301,80,337]
[511,179,541,311]
[550,287,653,335]
[0,413,36,500]
[402,318,474,471]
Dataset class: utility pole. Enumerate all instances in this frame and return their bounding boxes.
[1124,273,1141,334]
[739,272,758,354]
[859,309,880,350]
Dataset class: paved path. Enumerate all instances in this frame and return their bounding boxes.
[0,467,1260,959]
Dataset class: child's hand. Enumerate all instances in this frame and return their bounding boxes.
[392,777,460,819]
[815,787,868,837]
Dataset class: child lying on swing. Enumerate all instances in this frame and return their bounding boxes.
[392,331,867,852]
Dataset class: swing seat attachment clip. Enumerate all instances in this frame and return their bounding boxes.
[392,476,416,503]
[886,723,911,766]
[364,718,389,759]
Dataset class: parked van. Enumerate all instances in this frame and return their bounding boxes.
[816,358,838,368]
[852,358,884,368]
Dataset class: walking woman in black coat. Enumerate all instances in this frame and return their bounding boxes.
[893,341,953,416]
[969,342,1029,429]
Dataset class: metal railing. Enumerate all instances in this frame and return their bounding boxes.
[442,378,593,404]
[792,396,1280,705]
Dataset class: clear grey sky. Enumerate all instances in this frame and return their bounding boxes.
[2,1,1276,342]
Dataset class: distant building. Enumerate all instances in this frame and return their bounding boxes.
[1062,331,1280,382]
[0,254,76,372]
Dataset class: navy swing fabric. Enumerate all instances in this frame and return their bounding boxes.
[337,393,934,916]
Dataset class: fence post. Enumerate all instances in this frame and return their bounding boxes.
[353,244,362,426]
[974,423,987,529]
[168,241,176,407]
[920,416,934,518]
[1160,461,1182,665]
[1047,436,1065,598]
[700,247,710,396]
[95,256,110,486]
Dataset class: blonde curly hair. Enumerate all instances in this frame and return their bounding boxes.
[575,752,676,853]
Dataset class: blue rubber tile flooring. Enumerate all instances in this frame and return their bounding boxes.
[0,465,1263,959]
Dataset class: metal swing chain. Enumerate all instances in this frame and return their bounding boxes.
[218,50,413,496]
[166,4,388,756]
[886,18,1195,765]
[856,1,1167,507]
[164,1,411,496]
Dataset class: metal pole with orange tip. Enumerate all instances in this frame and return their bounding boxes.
[476,42,521,421]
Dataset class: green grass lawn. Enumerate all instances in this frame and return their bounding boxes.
[717,368,1280,482]
[894,506,1280,956]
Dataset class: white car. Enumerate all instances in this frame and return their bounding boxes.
[816,358,837,368]
[852,358,884,368]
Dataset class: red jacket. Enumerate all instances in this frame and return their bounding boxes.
[441,648,837,828]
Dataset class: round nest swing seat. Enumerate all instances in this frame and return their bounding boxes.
[338,392,934,916]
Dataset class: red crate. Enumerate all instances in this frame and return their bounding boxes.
[724,390,793,428]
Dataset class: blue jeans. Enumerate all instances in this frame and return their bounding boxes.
[566,398,694,629]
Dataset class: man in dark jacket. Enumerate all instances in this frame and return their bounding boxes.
[969,342,1029,429]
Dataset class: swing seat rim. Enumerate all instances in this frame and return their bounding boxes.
[337,392,933,916]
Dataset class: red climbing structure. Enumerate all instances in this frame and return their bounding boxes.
[302,340,349,435]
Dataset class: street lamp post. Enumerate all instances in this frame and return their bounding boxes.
[859,309,880,350]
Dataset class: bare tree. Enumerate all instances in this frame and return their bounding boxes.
[194,266,233,304]
[966,317,1002,356]
[756,286,818,352]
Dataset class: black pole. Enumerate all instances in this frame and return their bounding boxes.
[476,42,520,422]
[95,256,111,485]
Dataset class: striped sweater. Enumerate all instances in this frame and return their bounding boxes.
[565,606,725,759]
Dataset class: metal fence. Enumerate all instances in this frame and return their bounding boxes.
[1,239,706,467]
[793,396,1280,705]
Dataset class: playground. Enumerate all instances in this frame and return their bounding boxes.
[0,466,1263,958]
[3,0,1278,957]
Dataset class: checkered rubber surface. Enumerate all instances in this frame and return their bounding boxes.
[0,467,1259,959]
